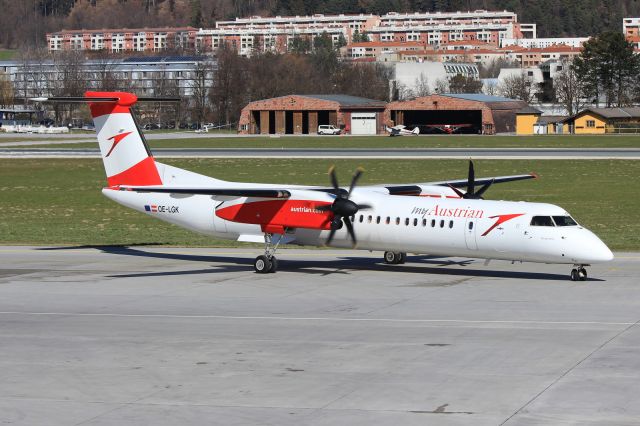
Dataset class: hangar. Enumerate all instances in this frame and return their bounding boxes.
[385,94,528,134]
[238,94,387,135]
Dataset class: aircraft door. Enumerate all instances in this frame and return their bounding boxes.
[213,201,228,233]
[465,218,478,250]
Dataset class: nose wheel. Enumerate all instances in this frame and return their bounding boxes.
[570,265,587,281]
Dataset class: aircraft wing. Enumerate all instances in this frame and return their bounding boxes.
[119,186,292,198]
[431,173,538,188]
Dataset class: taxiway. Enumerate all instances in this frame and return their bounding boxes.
[0,246,638,425]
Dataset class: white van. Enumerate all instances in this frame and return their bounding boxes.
[317,124,341,135]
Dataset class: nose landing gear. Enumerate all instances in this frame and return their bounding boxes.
[570,265,588,281]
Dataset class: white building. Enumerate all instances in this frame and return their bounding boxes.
[501,37,589,48]
[392,61,479,97]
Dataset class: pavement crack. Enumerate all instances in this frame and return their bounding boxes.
[499,318,640,425]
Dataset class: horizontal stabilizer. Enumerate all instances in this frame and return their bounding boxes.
[435,173,538,188]
[120,186,292,199]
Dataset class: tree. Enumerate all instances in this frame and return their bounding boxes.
[574,32,640,107]
[288,35,311,54]
[553,60,586,116]
[448,74,483,94]
[413,72,431,97]
[433,77,449,94]
[499,72,535,103]
[0,71,14,108]
[188,59,214,126]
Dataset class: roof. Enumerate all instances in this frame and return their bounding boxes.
[516,106,543,115]
[50,27,197,35]
[570,107,640,120]
[536,115,568,124]
[348,41,424,48]
[298,94,386,107]
[443,93,519,103]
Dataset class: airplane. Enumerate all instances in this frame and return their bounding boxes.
[426,123,473,134]
[385,124,420,136]
[31,91,614,281]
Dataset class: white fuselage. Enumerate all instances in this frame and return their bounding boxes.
[104,163,613,266]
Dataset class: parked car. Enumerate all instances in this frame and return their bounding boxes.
[317,124,341,135]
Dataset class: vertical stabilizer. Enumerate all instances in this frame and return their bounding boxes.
[86,91,162,187]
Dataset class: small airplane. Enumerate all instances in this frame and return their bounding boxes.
[32,92,613,280]
[385,124,420,136]
[427,123,473,134]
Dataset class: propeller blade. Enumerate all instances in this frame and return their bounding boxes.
[467,161,475,196]
[474,178,495,199]
[343,217,357,248]
[328,166,340,195]
[325,227,337,246]
[348,167,364,197]
[356,203,373,210]
[447,183,466,199]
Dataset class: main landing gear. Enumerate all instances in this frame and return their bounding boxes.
[383,251,406,265]
[254,233,281,274]
[570,265,588,281]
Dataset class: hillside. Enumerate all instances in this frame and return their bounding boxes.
[1,0,639,49]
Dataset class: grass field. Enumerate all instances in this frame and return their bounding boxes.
[0,158,638,250]
[3,134,640,149]
[0,50,16,60]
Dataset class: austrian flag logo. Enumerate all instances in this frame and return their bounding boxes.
[144,205,158,213]
[105,131,133,157]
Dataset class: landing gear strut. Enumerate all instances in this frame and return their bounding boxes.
[570,265,588,281]
[254,233,282,274]
[383,251,406,265]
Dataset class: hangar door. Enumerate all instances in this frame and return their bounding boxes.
[402,110,482,134]
[351,112,377,135]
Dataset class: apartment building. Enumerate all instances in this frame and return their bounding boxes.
[47,27,198,53]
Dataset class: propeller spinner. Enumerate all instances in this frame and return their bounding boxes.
[447,160,495,200]
[317,166,371,247]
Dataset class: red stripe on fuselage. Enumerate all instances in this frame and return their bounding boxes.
[216,199,333,230]
[106,156,162,186]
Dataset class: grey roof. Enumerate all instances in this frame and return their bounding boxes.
[443,93,519,103]
[299,94,386,107]
[536,115,567,124]
[516,106,543,114]
[585,107,640,118]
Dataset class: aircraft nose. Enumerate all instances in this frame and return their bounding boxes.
[582,234,614,263]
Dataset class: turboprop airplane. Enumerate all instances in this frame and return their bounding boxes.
[32,92,613,280]
[385,124,420,136]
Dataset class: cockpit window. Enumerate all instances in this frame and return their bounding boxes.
[553,216,578,226]
[530,216,555,226]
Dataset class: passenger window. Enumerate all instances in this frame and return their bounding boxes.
[440,220,445,228]
[449,220,453,228]
[359,215,363,223]
[431,219,436,227]
[386,216,390,224]
[405,218,410,226]
[553,216,578,226]
[414,218,418,226]
[468,221,473,230]
[376,216,381,224]
[422,218,427,226]
[367,215,372,223]
[396,217,400,225]
[530,216,555,226]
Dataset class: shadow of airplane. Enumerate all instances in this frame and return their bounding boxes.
[37,245,599,282]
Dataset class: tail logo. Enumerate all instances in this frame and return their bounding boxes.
[106,131,133,157]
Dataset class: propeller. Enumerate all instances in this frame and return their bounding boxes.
[317,166,371,247]
[447,160,495,200]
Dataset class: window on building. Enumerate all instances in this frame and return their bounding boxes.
[586,120,596,128]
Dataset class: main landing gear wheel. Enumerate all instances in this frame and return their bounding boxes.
[570,266,588,281]
[254,255,271,274]
[384,251,406,265]
[268,256,278,273]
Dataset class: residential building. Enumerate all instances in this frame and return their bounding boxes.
[501,37,589,48]
[46,27,198,53]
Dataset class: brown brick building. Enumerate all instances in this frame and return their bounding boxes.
[386,94,528,134]
[238,95,387,135]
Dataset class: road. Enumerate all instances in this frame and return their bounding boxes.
[2,147,640,159]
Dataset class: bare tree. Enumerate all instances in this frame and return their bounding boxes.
[433,77,449,94]
[413,72,431,97]
[554,60,587,116]
[483,79,499,96]
[91,50,119,91]
[188,59,215,126]
[499,72,535,103]
[0,71,15,108]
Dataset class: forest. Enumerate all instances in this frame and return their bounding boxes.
[1,0,640,49]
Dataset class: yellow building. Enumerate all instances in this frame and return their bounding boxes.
[515,106,542,135]
[564,107,640,134]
